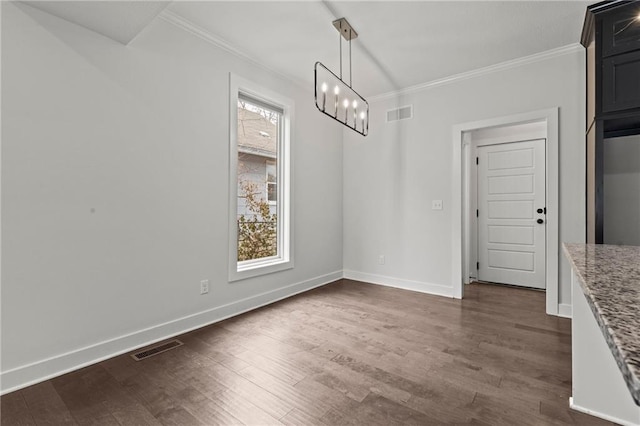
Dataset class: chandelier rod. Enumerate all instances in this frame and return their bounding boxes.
[339,25,342,80]
[349,30,352,87]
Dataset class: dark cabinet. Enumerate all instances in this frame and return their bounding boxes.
[601,6,640,57]
[582,0,640,243]
[602,50,640,113]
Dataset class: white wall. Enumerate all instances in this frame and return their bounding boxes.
[1,2,343,392]
[604,135,640,246]
[343,48,585,307]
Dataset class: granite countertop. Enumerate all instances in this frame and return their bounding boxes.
[563,243,640,406]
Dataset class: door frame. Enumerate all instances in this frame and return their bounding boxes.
[451,108,559,316]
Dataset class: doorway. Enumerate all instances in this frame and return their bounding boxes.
[451,108,559,315]
[476,139,546,289]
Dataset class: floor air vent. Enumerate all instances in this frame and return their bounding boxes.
[386,105,413,122]
[131,339,183,361]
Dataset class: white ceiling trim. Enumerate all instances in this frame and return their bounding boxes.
[158,10,308,91]
[369,43,584,103]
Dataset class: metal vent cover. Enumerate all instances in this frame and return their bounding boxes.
[131,339,183,361]
[386,105,413,122]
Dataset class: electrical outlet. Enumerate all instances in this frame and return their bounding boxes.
[432,200,443,210]
[200,279,209,295]
[378,255,385,265]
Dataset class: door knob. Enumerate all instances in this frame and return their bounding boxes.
[537,208,544,214]
[537,218,544,224]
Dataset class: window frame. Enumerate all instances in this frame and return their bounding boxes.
[228,74,294,282]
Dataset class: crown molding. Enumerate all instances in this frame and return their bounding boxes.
[369,43,584,102]
[158,10,307,90]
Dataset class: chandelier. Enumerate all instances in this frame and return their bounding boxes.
[315,18,369,136]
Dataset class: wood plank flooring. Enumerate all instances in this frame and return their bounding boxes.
[1,280,614,425]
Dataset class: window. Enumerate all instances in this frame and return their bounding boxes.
[229,74,293,281]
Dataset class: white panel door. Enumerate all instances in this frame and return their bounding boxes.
[477,139,546,289]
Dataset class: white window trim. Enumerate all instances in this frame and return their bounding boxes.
[228,73,294,282]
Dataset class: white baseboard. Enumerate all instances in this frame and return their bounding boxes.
[343,270,454,298]
[558,303,572,319]
[0,270,342,395]
[569,397,639,426]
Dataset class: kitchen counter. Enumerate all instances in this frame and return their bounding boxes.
[564,243,640,425]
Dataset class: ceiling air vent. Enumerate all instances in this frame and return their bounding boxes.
[131,339,183,361]
[386,105,413,122]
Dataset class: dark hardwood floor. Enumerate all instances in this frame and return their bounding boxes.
[1,280,614,425]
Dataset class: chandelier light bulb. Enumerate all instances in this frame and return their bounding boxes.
[360,111,366,130]
[320,82,327,111]
[333,86,340,118]
[343,98,349,123]
[352,100,358,128]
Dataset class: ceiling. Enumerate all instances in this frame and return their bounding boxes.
[23,1,170,44]
[23,1,593,97]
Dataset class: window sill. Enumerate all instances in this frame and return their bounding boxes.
[229,257,293,282]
